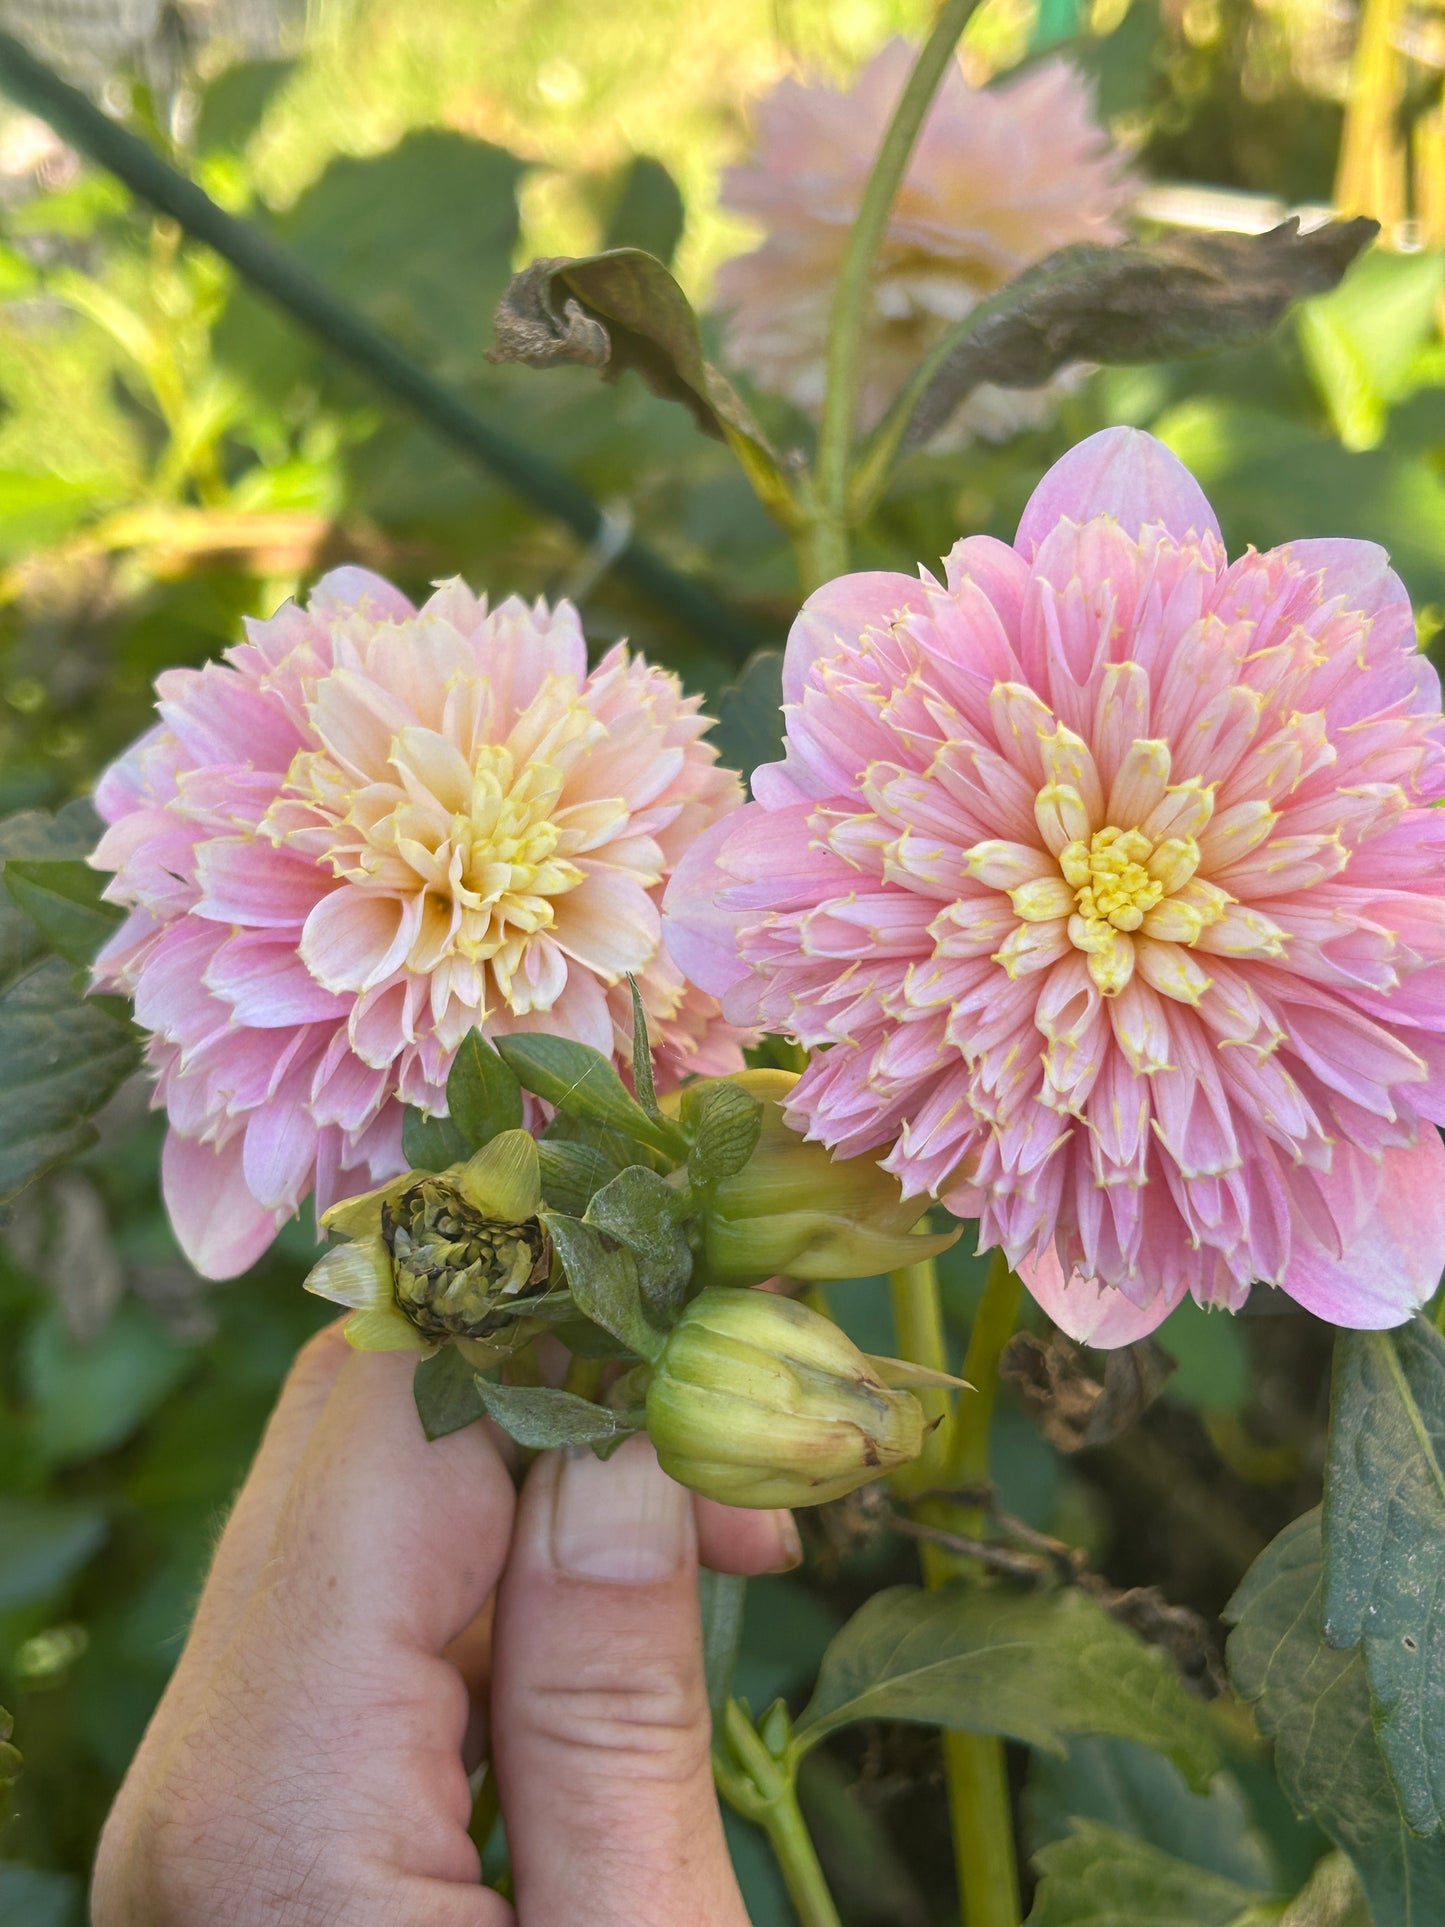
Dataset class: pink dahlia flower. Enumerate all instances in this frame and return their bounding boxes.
[715,41,1132,439]
[92,570,747,1280]
[665,428,1445,1344]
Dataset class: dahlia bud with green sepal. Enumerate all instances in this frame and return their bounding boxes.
[304,1129,551,1355]
[670,1069,959,1286]
[645,1286,929,1507]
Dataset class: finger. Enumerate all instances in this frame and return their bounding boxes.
[695,1497,802,1576]
[256,1343,518,1661]
[491,1436,750,1927]
[164,1320,351,1707]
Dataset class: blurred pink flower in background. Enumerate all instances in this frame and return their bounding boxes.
[715,41,1133,440]
[666,427,1445,1344]
[91,571,746,1279]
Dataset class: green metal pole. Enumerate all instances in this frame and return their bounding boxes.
[0,30,766,661]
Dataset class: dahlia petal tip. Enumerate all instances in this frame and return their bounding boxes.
[1015,427,1222,554]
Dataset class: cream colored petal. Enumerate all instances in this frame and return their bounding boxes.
[457,1128,542,1222]
[320,1173,416,1236]
[304,1235,394,1310]
[343,1304,432,1352]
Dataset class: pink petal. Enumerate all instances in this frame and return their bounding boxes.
[162,1128,284,1279]
[780,570,928,704]
[1020,1244,1182,1346]
[662,809,762,1001]
[1282,1132,1445,1327]
[1014,427,1222,554]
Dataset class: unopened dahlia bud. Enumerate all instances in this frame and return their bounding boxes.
[645,1287,927,1507]
[677,1069,958,1286]
[305,1129,550,1353]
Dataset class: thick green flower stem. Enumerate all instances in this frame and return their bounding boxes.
[893,1250,1024,1927]
[808,0,982,588]
[888,1256,954,1494]
[717,1700,842,1927]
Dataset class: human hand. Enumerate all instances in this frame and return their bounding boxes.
[92,1324,801,1925]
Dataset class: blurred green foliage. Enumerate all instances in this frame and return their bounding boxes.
[0,0,1443,1920]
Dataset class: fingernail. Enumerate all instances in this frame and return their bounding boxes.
[551,1435,691,1583]
[770,1514,804,1573]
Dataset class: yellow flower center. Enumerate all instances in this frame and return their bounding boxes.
[1062,826,1162,939]
[446,747,584,961]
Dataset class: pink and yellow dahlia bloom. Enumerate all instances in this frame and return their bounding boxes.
[715,41,1132,440]
[91,570,746,1279]
[665,428,1445,1344]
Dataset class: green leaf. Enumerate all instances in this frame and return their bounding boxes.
[1226,1508,1445,1925]
[536,1138,619,1216]
[488,248,793,520]
[795,1584,1220,1789]
[1026,1819,1271,1927]
[583,1166,692,1315]
[446,1030,524,1150]
[401,1106,471,1172]
[473,1377,641,1449]
[701,1570,747,1720]
[493,1033,679,1157]
[0,920,141,1202]
[194,58,295,156]
[1322,1320,1445,1831]
[710,649,784,792]
[686,1080,764,1188]
[602,155,685,268]
[544,1211,664,1361]
[855,217,1378,510]
[0,1497,107,1611]
[413,1346,490,1441]
[1026,1736,1279,1891]
[627,977,660,1121]
[25,1303,190,1467]
[0,801,120,967]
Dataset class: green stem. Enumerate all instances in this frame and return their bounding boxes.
[889,1256,953,1494]
[0,31,766,663]
[808,0,981,587]
[718,1701,842,1927]
[897,1248,1023,1927]
[948,1248,1025,1527]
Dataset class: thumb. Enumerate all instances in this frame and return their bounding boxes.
[490,1436,750,1927]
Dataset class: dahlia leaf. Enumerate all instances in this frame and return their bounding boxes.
[536,1139,621,1217]
[1226,1508,1445,1924]
[414,1346,490,1442]
[0,1704,19,1827]
[857,217,1378,507]
[685,1079,764,1188]
[0,801,119,969]
[1322,1319,1445,1832]
[0,1496,107,1611]
[601,154,685,269]
[626,976,660,1121]
[400,1106,472,1173]
[472,1378,642,1451]
[0,907,139,1202]
[710,650,785,791]
[1026,1735,1278,1891]
[544,1211,666,1362]
[489,248,794,521]
[583,1166,692,1315]
[1025,1819,1272,1927]
[795,1583,1220,1790]
[446,1029,523,1152]
[493,1033,682,1158]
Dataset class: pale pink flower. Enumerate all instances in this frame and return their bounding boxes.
[92,570,747,1280]
[665,428,1445,1343]
[715,42,1132,439]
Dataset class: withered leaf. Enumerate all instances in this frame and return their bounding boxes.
[490,248,792,514]
[1002,1331,1176,1453]
[874,216,1378,464]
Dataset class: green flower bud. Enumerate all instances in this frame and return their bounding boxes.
[645,1287,927,1507]
[305,1129,550,1353]
[670,1069,959,1287]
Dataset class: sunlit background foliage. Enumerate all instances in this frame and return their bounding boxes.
[0,0,1442,1919]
